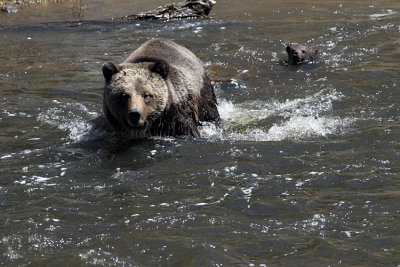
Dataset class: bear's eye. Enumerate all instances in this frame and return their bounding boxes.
[302,50,307,54]
[116,93,130,106]
[142,93,153,101]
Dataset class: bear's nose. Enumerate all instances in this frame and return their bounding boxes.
[128,109,142,125]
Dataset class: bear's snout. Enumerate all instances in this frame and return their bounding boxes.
[128,108,143,126]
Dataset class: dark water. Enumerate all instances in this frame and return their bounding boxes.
[1,0,400,265]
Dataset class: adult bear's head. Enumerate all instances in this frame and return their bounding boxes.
[101,60,169,136]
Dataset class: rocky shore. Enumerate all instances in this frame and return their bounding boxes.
[0,0,69,13]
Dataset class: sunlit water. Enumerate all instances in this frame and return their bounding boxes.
[1,0,400,265]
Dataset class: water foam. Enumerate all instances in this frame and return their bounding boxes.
[37,101,99,143]
[201,88,353,141]
[369,9,397,19]
[266,115,352,141]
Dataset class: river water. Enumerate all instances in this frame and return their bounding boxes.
[1,0,400,265]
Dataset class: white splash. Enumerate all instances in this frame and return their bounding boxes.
[266,115,352,141]
[369,9,397,19]
[201,88,354,141]
[37,102,99,143]
[14,175,58,186]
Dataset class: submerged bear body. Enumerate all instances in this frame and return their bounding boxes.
[98,38,219,139]
[286,44,318,65]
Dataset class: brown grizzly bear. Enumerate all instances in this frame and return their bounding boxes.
[286,44,318,65]
[95,38,219,139]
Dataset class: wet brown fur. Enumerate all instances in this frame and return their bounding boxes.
[286,44,318,65]
[99,38,219,140]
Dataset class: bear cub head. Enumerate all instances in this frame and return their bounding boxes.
[286,44,318,65]
[102,60,169,137]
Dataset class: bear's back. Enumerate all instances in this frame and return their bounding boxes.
[125,39,200,66]
[123,39,207,102]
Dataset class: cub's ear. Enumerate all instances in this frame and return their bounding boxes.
[149,60,169,79]
[286,45,292,53]
[102,62,120,82]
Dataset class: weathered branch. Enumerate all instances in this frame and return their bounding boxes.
[116,0,215,21]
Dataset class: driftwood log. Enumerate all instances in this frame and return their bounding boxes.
[0,0,215,29]
[116,0,215,21]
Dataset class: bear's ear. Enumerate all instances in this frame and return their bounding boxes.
[102,62,120,82]
[286,45,292,53]
[149,60,169,79]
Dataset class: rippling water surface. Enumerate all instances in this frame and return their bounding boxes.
[1,0,400,265]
